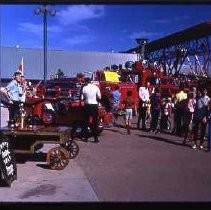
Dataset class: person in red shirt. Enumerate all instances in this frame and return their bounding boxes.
[123,90,135,135]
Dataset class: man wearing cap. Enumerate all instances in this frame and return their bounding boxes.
[2,71,23,124]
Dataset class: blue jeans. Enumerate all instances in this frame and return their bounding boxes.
[111,102,119,119]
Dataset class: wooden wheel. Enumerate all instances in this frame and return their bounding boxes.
[46,147,69,170]
[63,140,79,159]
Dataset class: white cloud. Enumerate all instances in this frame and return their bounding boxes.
[19,22,43,36]
[17,37,43,49]
[174,15,190,21]
[48,25,62,33]
[57,5,105,25]
[130,31,160,40]
[152,15,190,24]
[64,35,95,46]
[18,22,62,35]
[152,19,171,24]
[17,5,105,48]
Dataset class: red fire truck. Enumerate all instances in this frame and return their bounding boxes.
[89,60,171,117]
[24,75,109,134]
[24,60,207,131]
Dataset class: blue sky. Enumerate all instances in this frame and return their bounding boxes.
[1,4,211,53]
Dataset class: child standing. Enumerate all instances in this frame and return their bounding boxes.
[123,90,135,134]
[160,97,174,132]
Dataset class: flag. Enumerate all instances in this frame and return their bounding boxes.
[17,57,24,76]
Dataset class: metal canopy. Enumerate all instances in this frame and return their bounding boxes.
[147,21,211,52]
[126,21,211,53]
[125,21,211,76]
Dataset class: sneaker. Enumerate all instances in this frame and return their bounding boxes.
[192,144,197,149]
[199,145,204,149]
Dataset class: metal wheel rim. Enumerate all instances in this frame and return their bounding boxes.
[46,147,69,170]
[64,140,79,159]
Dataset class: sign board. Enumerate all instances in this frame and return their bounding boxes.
[0,135,17,187]
[104,71,119,82]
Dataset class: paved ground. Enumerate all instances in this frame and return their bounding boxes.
[75,122,211,202]
[1,107,211,203]
[0,107,98,202]
[0,159,98,202]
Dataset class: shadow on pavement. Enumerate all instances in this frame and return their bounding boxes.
[137,133,192,148]
[15,152,47,164]
[36,163,50,169]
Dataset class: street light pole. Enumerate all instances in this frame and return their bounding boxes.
[35,5,56,85]
[43,7,47,85]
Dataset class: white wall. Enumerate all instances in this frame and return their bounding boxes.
[0,47,137,80]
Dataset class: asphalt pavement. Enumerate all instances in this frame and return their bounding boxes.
[75,121,211,202]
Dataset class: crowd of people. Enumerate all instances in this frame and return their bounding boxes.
[1,70,211,149]
[120,82,211,150]
[105,77,211,151]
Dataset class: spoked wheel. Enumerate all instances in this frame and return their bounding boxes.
[62,140,79,159]
[46,147,69,170]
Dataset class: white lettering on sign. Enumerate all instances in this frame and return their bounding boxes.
[4,155,11,165]
[2,149,10,159]
[0,141,8,150]
[0,140,15,177]
[6,164,14,176]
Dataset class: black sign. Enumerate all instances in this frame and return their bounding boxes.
[0,135,17,187]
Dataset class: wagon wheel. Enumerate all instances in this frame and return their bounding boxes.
[46,147,69,170]
[62,140,79,159]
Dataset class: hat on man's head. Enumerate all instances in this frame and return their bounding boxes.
[13,71,22,77]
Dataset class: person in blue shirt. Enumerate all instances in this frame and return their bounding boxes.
[2,71,23,124]
[110,85,121,126]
